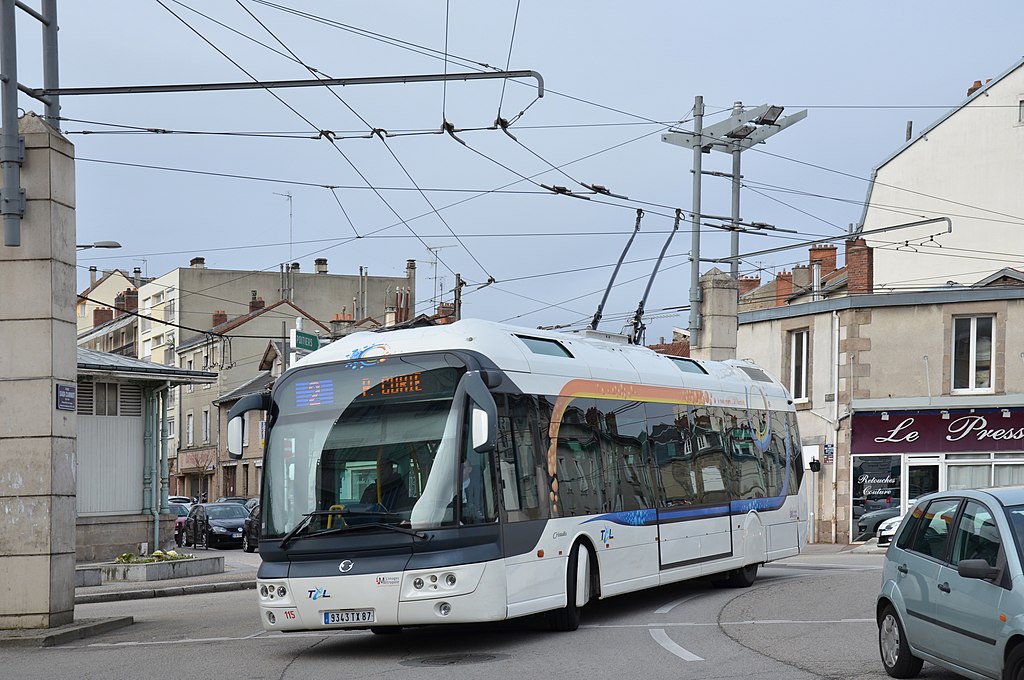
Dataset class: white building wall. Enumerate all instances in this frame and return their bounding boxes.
[863,61,1024,289]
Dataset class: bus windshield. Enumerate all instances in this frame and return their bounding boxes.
[263,353,469,539]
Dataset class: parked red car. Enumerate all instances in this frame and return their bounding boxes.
[170,502,189,546]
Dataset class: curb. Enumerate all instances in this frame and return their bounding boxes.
[0,616,134,648]
[75,579,256,605]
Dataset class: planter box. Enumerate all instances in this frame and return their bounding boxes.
[97,554,224,582]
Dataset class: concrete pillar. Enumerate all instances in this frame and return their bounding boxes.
[0,112,76,629]
[691,267,738,362]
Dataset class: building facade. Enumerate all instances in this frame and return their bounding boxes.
[737,243,1024,544]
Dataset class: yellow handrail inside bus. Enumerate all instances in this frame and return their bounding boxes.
[327,504,347,529]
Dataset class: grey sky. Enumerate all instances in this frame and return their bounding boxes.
[17,1,1024,341]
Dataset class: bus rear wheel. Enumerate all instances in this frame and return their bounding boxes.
[714,563,758,588]
[548,543,589,632]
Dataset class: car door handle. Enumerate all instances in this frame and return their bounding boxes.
[938,582,951,593]
[897,564,908,574]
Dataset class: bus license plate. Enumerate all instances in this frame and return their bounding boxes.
[323,609,375,625]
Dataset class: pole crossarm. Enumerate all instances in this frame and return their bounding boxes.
[35,69,545,99]
[661,104,807,153]
[707,217,954,263]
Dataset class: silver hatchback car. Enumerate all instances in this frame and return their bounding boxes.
[877,487,1024,680]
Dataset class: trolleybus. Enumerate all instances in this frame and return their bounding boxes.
[227,319,810,633]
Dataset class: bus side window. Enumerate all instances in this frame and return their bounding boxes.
[499,395,550,522]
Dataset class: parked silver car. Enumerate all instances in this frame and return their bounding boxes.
[877,487,1024,679]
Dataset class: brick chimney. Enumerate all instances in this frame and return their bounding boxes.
[738,275,760,297]
[846,238,874,294]
[314,258,328,274]
[123,289,138,312]
[775,271,793,306]
[93,307,113,327]
[966,79,991,96]
[249,290,266,313]
[190,256,206,269]
[212,310,228,326]
[809,244,837,276]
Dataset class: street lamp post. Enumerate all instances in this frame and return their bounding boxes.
[662,99,806,349]
[76,240,121,251]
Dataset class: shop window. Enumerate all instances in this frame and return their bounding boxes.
[952,315,993,393]
[789,329,809,402]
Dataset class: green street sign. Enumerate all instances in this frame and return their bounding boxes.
[293,330,319,353]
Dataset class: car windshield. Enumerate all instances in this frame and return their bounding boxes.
[170,504,189,517]
[207,504,249,520]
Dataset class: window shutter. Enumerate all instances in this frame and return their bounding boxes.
[120,384,143,417]
[77,382,95,415]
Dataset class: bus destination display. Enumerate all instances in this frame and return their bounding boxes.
[361,372,422,399]
[295,378,335,408]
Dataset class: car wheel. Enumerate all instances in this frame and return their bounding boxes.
[243,533,254,553]
[879,604,923,678]
[1005,642,1024,680]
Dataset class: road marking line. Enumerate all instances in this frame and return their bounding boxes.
[584,618,873,629]
[650,628,703,661]
[655,594,699,614]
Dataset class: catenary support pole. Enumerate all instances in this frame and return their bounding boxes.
[688,96,704,348]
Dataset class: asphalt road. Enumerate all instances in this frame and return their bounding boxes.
[2,552,966,680]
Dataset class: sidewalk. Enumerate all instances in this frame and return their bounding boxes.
[74,558,258,605]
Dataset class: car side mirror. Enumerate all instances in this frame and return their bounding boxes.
[957,558,1000,581]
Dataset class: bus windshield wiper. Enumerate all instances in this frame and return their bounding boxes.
[304,522,429,541]
[280,512,428,548]
[279,511,346,549]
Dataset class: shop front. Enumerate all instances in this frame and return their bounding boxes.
[850,407,1024,541]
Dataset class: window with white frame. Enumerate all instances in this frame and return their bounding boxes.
[953,315,993,392]
[186,359,194,392]
[186,413,194,446]
[202,409,210,443]
[789,329,809,402]
[166,416,175,439]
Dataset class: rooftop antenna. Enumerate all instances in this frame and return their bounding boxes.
[273,191,293,263]
[627,208,681,346]
[426,245,455,306]
[589,208,643,330]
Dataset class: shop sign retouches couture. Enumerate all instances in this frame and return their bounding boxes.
[852,410,1024,454]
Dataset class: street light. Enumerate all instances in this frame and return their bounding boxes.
[76,240,121,251]
[661,99,806,350]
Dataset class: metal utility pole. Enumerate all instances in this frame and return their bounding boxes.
[274,191,293,263]
[662,99,806,349]
[689,96,704,348]
[1,0,60,247]
[454,273,463,321]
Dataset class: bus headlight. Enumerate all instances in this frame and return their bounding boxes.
[437,602,452,617]
[444,573,457,587]
[413,577,424,589]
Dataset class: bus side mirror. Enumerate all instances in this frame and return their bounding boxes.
[226,392,270,459]
[462,371,497,453]
[809,459,822,473]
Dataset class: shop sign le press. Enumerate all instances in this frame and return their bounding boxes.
[852,409,1024,454]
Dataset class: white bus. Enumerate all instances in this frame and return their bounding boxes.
[227,319,810,633]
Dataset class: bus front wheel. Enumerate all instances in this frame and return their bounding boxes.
[548,543,589,632]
